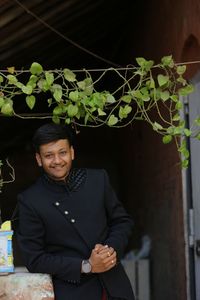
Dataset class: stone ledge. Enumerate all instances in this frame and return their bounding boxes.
[0,267,54,300]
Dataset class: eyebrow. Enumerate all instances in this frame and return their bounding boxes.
[43,148,67,154]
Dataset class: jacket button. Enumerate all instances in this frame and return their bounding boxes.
[55,202,60,206]
[71,219,75,223]
[64,211,69,215]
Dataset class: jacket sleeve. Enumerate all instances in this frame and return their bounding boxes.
[102,169,134,259]
[17,194,82,283]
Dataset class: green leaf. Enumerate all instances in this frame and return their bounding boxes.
[182,148,190,159]
[177,76,187,85]
[69,91,79,102]
[0,75,4,83]
[52,84,63,102]
[172,114,180,121]
[173,127,182,135]
[119,105,132,119]
[157,74,169,87]
[140,87,150,101]
[63,68,76,82]
[30,62,43,75]
[37,79,50,92]
[141,94,150,101]
[0,97,4,108]
[119,107,124,119]
[121,95,132,103]
[47,98,52,107]
[98,108,106,116]
[26,95,36,110]
[27,75,38,89]
[162,135,173,144]
[124,105,132,115]
[106,94,116,104]
[67,104,78,117]
[90,93,105,109]
[167,126,174,135]
[77,80,86,90]
[194,117,200,126]
[65,118,71,124]
[77,78,93,95]
[16,82,23,89]
[29,75,38,84]
[53,106,63,116]
[136,57,146,67]
[160,90,170,101]
[179,119,185,128]
[52,115,60,124]
[149,78,155,89]
[170,95,178,102]
[179,139,187,151]
[7,75,18,84]
[22,85,33,95]
[45,72,54,86]
[131,90,143,100]
[108,114,118,126]
[161,55,174,67]
[175,101,183,110]
[153,122,163,131]
[184,128,192,137]
[1,99,13,116]
[146,60,154,70]
[181,159,189,168]
[178,84,194,96]
[135,57,154,70]
[84,113,90,125]
[176,65,186,75]
[7,67,15,74]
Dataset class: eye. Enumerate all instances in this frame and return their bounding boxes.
[60,151,67,156]
[45,154,53,159]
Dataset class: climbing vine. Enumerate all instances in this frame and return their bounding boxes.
[0,55,199,178]
[0,159,15,193]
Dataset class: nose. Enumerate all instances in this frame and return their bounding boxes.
[53,154,62,164]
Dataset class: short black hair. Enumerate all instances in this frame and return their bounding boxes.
[32,123,74,153]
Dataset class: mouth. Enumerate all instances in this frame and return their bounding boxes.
[52,165,65,170]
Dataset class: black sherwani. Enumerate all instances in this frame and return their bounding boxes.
[17,168,135,300]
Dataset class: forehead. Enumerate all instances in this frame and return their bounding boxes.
[39,139,71,153]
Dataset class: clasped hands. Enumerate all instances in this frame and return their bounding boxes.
[89,244,117,273]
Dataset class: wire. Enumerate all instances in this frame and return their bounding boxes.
[12,0,121,68]
[1,60,200,73]
[0,66,136,72]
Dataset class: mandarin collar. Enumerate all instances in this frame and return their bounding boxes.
[42,168,87,193]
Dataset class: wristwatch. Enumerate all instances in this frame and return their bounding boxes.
[81,260,92,274]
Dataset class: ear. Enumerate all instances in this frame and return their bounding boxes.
[35,153,42,167]
[70,146,75,160]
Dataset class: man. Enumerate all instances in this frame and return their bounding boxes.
[17,123,135,300]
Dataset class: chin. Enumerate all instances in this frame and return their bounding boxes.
[52,172,68,180]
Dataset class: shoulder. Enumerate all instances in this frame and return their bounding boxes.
[86,168,107,178]
[18,177,44,200]
[85,168,110,187]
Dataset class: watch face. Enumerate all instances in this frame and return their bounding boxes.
[82,260,92,273]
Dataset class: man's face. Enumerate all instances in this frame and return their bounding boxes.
[36,139,74,181]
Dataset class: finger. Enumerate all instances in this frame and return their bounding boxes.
[98,246,114,254]
[104,258,117,270]
[108,247,115,254]
[97,246,112,256]
[94,244,104,252]
[103,252,117,265]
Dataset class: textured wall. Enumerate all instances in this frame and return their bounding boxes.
[124,1,200,299]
